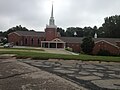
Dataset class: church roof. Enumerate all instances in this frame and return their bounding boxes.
[12,31,45,37]
[60,37,83,43]
[60,37,120,45]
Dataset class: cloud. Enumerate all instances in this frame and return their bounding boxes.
[0,0,120,31]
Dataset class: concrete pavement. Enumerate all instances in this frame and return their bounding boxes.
[0,58,86,90]
[21,59,120,90]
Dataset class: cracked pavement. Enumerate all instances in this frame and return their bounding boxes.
[0,57,120,90]
[0,58,86,90]
[20,59,120,90]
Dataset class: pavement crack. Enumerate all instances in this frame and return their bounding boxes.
[0,71,37,80]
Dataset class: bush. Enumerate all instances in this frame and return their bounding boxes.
[97,49,111,56]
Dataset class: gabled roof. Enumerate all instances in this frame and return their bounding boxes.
[10,31,45,37]
[60,37,120,45]
[93,38,120,45]
[95,40,120,49]
[60,37,83,43]
[52,38,65,43]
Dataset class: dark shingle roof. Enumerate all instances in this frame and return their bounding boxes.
[60,37,83,43]
[60,37,120,44]
[14,31,45,37]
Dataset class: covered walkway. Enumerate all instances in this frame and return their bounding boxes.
[41,38,66,48]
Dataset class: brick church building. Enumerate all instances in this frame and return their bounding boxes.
[8,4,120,55]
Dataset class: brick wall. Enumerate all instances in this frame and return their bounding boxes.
[8,33,22,46]
[45,28,57,41]
[66,43,81,53]
[8,32,45,47]
[93,41,120,55]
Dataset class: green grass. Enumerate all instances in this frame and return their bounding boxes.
[0,47,44,51]
[0,49,120,62]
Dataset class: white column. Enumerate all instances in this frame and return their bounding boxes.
[64,43,66,49]
[56,43,57,48]
[41,42,42,48]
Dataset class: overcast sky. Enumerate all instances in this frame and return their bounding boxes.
[0,0,120,31]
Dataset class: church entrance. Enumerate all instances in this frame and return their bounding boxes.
[41,38,66,49]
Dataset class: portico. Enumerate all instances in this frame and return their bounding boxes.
[41,38,66,48]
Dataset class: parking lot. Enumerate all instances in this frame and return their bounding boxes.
[21,59,120,90]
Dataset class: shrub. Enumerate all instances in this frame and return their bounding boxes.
[97,49,111,56]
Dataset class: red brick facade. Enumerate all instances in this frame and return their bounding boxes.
[45,28,57,41]
[8,33,23,46]
[93,40,120,55]
[66,43,81,53]
[8,31,120,55]
[8,32,45,47]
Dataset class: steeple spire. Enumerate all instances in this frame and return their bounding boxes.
[46,1,57,28]
[49,2,55,26]
[51,3,53,18]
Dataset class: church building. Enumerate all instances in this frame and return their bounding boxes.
[8,3,120,55]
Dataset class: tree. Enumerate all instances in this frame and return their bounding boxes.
[102,15,120,38]
[83,26,94,37]
[57,27,66,36]
[81,36,95,54]
[75,27,84,37]
[66,27,75,37]
[3,25,29,37]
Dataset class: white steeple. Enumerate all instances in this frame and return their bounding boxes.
[46,2,57,28]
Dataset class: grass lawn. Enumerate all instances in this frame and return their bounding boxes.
[0,47,120,62]
[0,47,44,52]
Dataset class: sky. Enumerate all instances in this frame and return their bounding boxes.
[0,0,120,32]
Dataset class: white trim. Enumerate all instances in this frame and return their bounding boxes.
[52,38,65,43]
[41,41,65,43]
[41,38,65,43]
[95,40,119,49]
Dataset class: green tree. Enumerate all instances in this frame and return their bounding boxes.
[57,27,66,36]
[66,27,75,37]
[83,27,94,37]
[81,36,95,54]
[102,15,120,38]
[3,25,29,37]
[97,27,105,38]
[74,27,84,37]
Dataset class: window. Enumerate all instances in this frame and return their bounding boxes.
[25,38,27,44]
[31,38,34,45]
[38,39,40,44]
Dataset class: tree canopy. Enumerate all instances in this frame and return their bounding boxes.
[81,37,95,54]
[102,15,120,38]
[3,25,29,37]
[57,15,120,38]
